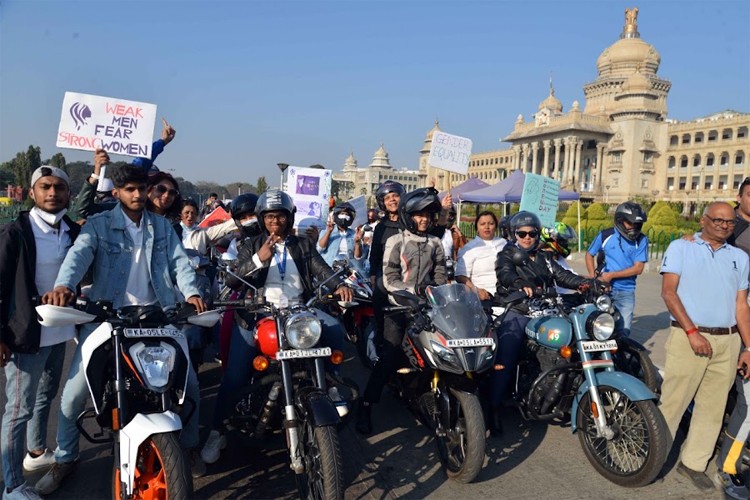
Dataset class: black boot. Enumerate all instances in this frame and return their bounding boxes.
[355,399,372,435]
[489,406,504,437]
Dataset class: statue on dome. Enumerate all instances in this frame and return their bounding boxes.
[624,7,639,31]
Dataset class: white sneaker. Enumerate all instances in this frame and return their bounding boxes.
[22,449,55,472]
[3,482,41,500]
[200,430,227,464]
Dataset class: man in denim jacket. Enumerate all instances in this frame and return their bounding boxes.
[37,165,206,495]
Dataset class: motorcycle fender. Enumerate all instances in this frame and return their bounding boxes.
[119,411,182,495]
[298,390,340,427]
[570,371,657,433]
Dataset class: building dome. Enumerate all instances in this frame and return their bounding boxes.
[597,37,660,77]
[343,152,358,171]
[538,88,563,112]
[369,143,392,169]
[424,118,440,140]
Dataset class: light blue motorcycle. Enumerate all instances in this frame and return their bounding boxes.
[500,287,669,487]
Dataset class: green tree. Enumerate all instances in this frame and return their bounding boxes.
[561,201,581,229]
[256,176,268,193]
[44,152,67,172]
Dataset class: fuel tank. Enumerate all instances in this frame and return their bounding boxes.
[525,316,572,349]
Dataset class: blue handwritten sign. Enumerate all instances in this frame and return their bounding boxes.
[519,173,560,228]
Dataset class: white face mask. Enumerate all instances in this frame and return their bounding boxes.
[31,206,67,226]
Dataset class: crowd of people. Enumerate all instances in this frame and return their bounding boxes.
[2,122,750,499]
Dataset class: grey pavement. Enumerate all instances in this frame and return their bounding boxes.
[0,261,731,498]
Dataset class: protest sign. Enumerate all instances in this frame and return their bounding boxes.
[286,166,332,229]
[198,206,231,229]
[519,172,560,228]
[56,92,157,158]
[428,131,472,175]
[347,195,367,228]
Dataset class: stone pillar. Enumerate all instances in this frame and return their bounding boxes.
[512,145,522,170]
[541,140,551,178]
[553,138,562,182]
[573,138,583,190]
[522,143,531,173]
[531,142,540,175]
[596,143,606,189]
[563,137,573,184]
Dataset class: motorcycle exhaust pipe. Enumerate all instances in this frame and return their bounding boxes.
[539,372,567,416]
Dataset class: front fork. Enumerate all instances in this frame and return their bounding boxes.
[281,357,328,474]
[581,348,616,440]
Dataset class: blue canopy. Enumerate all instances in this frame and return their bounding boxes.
[459,169,580,203]
[439,176,489,200]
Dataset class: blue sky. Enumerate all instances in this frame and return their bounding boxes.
[1,0,749,185]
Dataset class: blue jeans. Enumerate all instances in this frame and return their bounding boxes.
[489,311,529,408]
[612,289,636,338]
[53,325,201,463]
[2,343,66,490]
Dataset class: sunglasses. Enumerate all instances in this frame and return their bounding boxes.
[515,230,539,239]
[153,184,179,197]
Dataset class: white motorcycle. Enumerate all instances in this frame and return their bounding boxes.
[36,299,219,499]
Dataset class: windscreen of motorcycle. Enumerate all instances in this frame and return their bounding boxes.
[426,283,489,338]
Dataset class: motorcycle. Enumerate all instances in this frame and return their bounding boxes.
[499,284,669,487]
[36,299,220,499]
[214,256,346,500]
[385,283,496,483]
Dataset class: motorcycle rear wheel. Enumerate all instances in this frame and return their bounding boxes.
[434,389,486,484]
[297,422,344,500]
[112,432,192,500]
[576,385,668,487]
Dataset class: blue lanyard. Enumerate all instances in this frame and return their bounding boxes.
[273,241,288,281]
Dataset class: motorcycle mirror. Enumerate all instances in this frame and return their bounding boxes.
[596,250,606,273]
[220,251,238,269]
[509,246,530,267]
[332,253,349,271]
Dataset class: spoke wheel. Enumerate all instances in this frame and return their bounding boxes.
[434,389,485,484]
[576,385,668,487]
[112,433,192,500]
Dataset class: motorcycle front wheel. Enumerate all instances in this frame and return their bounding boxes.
[613,339,661,396]
[434,389,486,484]
[112,432,192,500]
[576,385,668,488]
[296,422,344,500]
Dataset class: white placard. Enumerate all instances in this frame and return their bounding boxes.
[286,167,332,229]
[519,172,560,228]
[56,91,157,158]
[427,131,473,175]
[347,195,367,228]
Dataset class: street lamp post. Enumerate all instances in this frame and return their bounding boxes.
[277,163,289,191]
[604,184,611,203]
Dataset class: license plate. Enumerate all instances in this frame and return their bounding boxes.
[580,340,618,352]
[276,347,332,360]
[123,328,184,339]
[446,338,494,348]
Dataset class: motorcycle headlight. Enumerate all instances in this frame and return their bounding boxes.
[128,341,176,392]
[595,295,613,312]
[586,312,616,341]
[285,312,322,349]
[430,341,457,364]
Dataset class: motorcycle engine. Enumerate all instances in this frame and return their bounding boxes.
[523,344,570,417]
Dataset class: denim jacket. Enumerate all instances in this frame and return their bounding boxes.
[317,228,357,266]
[55,204,201,308]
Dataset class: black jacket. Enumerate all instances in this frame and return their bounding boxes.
[0,211,81,352]
[227,232,343,302]
[495,245,588,314]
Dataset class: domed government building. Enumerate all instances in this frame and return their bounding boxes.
[408,7,748,209]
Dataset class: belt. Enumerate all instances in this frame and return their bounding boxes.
[670,320,738,335]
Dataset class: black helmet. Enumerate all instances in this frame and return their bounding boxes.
[255,189,296,232]
[333,202,356,229]
[614,201,647,241]
[509,211,542,247]
[231,193,260,238]
[398,188,442,235]
[498,215,512,239]
[376,180,405,212]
